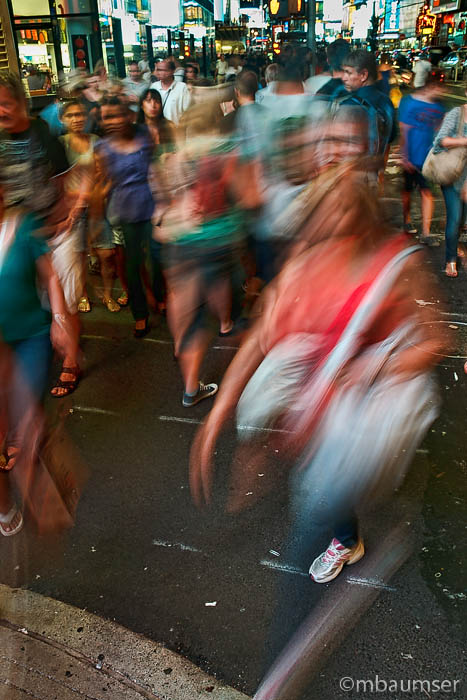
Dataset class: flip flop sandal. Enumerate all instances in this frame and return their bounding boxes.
[50,366,81,398]
[0,505,24,537]
[117,292,129,307]
[0,448,19,472]
[103,297,120,313]
[78,297,91,313]
[445,263,458,278]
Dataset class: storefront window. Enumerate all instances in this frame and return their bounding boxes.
[12,0,50,16]
[15,23,58,92]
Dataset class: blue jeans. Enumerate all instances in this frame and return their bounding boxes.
[7,333,52,445]
[9,333,52,401]
[441,185,464,263]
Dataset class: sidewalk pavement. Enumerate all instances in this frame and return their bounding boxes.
[0,584,250,700]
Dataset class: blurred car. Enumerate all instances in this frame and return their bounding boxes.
[392,50,412,71]
[438,50,467,78]
[421,45,453,67]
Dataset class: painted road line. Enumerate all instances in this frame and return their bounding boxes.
[81,334,113,341]
[81,333,238,351]
[259,560,308,577]
[158,416,293,434]
[143,338,172,345]
[259,560,397,591]
[158,415,201,426]
[346,576,397,592]
[72,406,119,416]
[440,311,467,319]
[152,540,202,553]
[254,522,412,700]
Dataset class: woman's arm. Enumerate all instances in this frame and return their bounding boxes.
[189,323,267,506]
[435,107,467,150]
[36,254,73,359]
[382,252,449,380]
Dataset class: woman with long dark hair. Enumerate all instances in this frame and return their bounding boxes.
[137,88,176,157]
[137,88,177,314]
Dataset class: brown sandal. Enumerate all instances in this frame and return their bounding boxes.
[50,366,81,398]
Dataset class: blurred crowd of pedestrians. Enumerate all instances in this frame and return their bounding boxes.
[0,38,460,693]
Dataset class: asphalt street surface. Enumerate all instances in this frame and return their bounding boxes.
[2,96,467,699]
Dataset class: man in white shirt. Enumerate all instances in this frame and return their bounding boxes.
[215,54,228,83]
[255,63,280,103]
[122,60,149,111]
[412,57,432,89]
[225,55,242,80]
[152,58,191,124]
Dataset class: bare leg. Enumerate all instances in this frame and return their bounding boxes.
[402,190,412,228]
[0,470,22,534]
[50,313,81,397]
[96,248,116,301]
[0,472,12,514]
[80,252,89,301]
[178,333,209,394]
[420,188,434,238]
[207,277,233,334]
[141,261,157,312]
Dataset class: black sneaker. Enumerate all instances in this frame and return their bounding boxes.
[404,223,417,235]
[419,235,440,248]
[182,382,218,407]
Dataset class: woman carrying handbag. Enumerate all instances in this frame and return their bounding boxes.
[431,101,467,277]
[0,189,73,535]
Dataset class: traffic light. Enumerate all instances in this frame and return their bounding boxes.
[273,41,280,54]
[71,34,89,71]
[269,0,289,19]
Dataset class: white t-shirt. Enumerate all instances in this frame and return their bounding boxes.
[122,77,149,111]
[413,59,432,88]
[216,59,228,76]
[225,66,242,79]
[304,74,332,96]
[174,68,185,83]
[151,80,191,125]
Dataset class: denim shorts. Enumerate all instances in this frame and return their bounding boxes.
[92,219,116,250]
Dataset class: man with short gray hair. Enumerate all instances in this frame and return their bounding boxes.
[151,58,191,124]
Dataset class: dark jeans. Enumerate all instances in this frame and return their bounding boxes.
[441,184,464,263]
[149,238,166,304]
[121,221,151,322]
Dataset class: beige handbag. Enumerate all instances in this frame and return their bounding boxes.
[422,106,467,186]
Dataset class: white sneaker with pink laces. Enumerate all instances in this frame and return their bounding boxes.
[309,537,365,583]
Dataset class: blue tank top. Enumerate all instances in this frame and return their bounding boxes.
[96,126,154,224]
